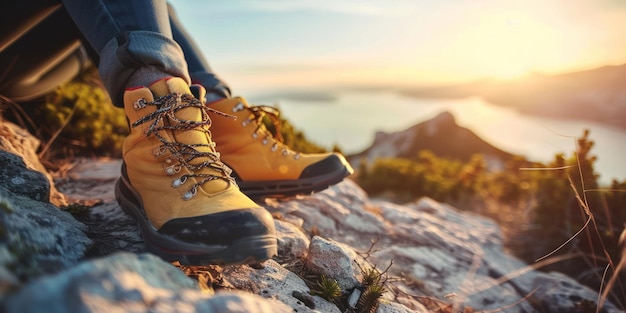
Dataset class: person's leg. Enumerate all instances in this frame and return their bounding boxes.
[167,4,354,199]
[63,0,188,107]
[61,0,277,265]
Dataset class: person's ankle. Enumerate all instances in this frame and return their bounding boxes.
[204,91,225,104]
[126,66,174,89]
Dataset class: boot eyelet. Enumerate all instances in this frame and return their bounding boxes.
[294,153,301,160]
[252,132,258,139]
[153,145,167,157]
[242,119,250,127]
[282,149,289,156]
[172,176,187,187]
[133,98,147,110]
[233,102,244,112]
[165,164,181,175]
[262,138,269,145]
[183,186,197,200]
[271,144,278,152]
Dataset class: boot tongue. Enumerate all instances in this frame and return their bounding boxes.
[149,77,190,96]
[148,78,213,155]
[149,77,194,112]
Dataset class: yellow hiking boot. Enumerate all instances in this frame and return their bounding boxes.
[115,77,277,265]
[202,95,353,199]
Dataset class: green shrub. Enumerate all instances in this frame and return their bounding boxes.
[38,80,127,157]
[357,150,481,202]
[7,67,128,158]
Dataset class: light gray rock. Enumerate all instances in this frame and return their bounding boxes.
[482,249,621,312]
[267,180,388,254]
[0,151,50,203]
[0,187,91,282]
[0,120,66,206]
[275,200,337,234]
[43,158,144,258]
[222,259,339,313]
[274,219,310,260]
[366,199,536,312]
[3,252,290,313]
[530,271,621,313]
[307,236,371,290]
[79,201,145,257]
[54,158,122,202]
[272,181,620,312]
[370,244,533,312]
[377,301,428,313]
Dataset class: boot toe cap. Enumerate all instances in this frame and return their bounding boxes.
[299,153,353,179]
[158,207,276,246]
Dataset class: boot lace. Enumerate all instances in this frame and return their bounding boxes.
[235,103,301,159]
[132,93,236,199]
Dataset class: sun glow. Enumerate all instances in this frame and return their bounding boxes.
[407,9,572,81]
[460,17,557,79]
[171,0,626,89]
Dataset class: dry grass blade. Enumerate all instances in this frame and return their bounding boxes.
[472,253,581,295]
[38,100,79,158]
[598,228,626,311]
[480,288,539,313]
[0,94,39,132]
[519,162,594,263]
[534,208,591,262]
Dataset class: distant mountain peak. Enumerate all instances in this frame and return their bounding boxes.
[348,111,512,168]
[424,111,456,136]
[432,111,456,124]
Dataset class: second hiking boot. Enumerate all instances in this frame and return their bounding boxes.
[115,77,277,265]
[205,96,354,199]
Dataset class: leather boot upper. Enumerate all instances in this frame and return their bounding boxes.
[206,96,343,181]
[122,78,260,228]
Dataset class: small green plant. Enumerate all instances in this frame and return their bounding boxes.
[352,241,392,313]
[310,275,341,303]
[354,265,389,313]
[361,267,382,287]
[357,283,386,313]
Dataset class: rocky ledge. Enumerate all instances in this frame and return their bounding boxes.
[0,120,620,313]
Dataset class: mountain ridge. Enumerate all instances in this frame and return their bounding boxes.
[399,63,626,129]
[347,111,514,168]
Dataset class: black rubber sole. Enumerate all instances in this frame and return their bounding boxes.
[115,176,277,266]
[237,162,354,200]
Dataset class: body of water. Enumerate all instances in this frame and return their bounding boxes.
[248,90,626,185]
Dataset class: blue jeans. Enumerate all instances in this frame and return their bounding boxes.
[62,0,230,107]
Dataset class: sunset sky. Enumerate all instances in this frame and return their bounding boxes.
[168,0,626,92]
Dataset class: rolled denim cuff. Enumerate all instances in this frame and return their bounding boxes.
[99,31,190,107]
